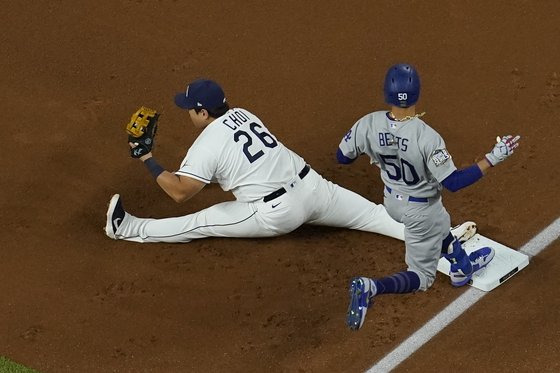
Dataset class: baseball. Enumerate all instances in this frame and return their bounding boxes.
[496,136,501,143]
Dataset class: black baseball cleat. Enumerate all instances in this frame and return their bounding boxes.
[105,194,125,239]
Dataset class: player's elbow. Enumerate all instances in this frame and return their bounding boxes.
[163,184,192,203]
[168,191,188,203]
[174,195,188,203]
[443,184,461,193]
[441,178,460,192]
[170,180,206,203]
[336,148,355,164]
[162,175,206,203]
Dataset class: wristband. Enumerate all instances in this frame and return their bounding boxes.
[144,157,165,179]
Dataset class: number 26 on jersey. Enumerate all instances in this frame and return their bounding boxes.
[234,123,278,163]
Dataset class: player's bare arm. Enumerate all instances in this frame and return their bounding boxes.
[130,149,206,203]
[477,159,492,174]
[153,169,206,203]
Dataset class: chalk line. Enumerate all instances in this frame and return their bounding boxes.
[367,216,560,373]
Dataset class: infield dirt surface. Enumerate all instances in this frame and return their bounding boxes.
[2,1,560,372]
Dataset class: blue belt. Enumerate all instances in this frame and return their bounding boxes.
[385,186,428,203]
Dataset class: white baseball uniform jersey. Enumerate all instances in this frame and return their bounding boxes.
[113,108,405,243]
[175,108,306,202]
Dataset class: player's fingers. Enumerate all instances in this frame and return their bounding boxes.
[507,134,520,143]
[506,136,520,147]
[129,142,139,148]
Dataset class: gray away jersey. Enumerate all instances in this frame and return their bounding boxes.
[339,111,456,198]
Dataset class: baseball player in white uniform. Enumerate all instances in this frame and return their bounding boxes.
[105,79,409,244]
[341,64,521,330]
[105,79,476,247]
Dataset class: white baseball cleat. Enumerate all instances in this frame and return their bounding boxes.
[451,221,477,244]
[105,194,125,239]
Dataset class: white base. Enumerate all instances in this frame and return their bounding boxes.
[437,233,529,291]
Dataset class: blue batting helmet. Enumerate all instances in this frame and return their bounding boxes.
[383,63,421,108]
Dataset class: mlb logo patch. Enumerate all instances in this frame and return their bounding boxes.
[431,149,451,166]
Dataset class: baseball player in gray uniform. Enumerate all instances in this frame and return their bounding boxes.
[339,64,521,330]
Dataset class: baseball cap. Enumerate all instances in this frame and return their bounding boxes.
[174,79,227,110]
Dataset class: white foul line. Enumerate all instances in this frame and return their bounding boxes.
[368,216,560,373]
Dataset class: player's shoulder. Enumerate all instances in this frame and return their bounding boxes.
[358,110,387,120]
[208,108,252,130]
[228,107,268,126]
[413,117,447,150]
[211,107,255,121]
[354,110,387,128]
[415,117,441,136]
[231,107,253,116]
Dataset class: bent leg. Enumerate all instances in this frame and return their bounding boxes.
[402,203,451,291]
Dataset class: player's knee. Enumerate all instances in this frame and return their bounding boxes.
[421,274,436,291]
[411,270,435,291]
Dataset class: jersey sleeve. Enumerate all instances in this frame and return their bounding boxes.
[424,133,457,183]
[338,118,366,160]
[175,145,217,183]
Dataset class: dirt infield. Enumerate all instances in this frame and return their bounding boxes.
[2,1,560,372]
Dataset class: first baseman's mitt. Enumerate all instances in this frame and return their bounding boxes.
[126,106,159,158]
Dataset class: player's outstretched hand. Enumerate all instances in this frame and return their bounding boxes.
[485,135,521,166]
[129,142,153,162]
